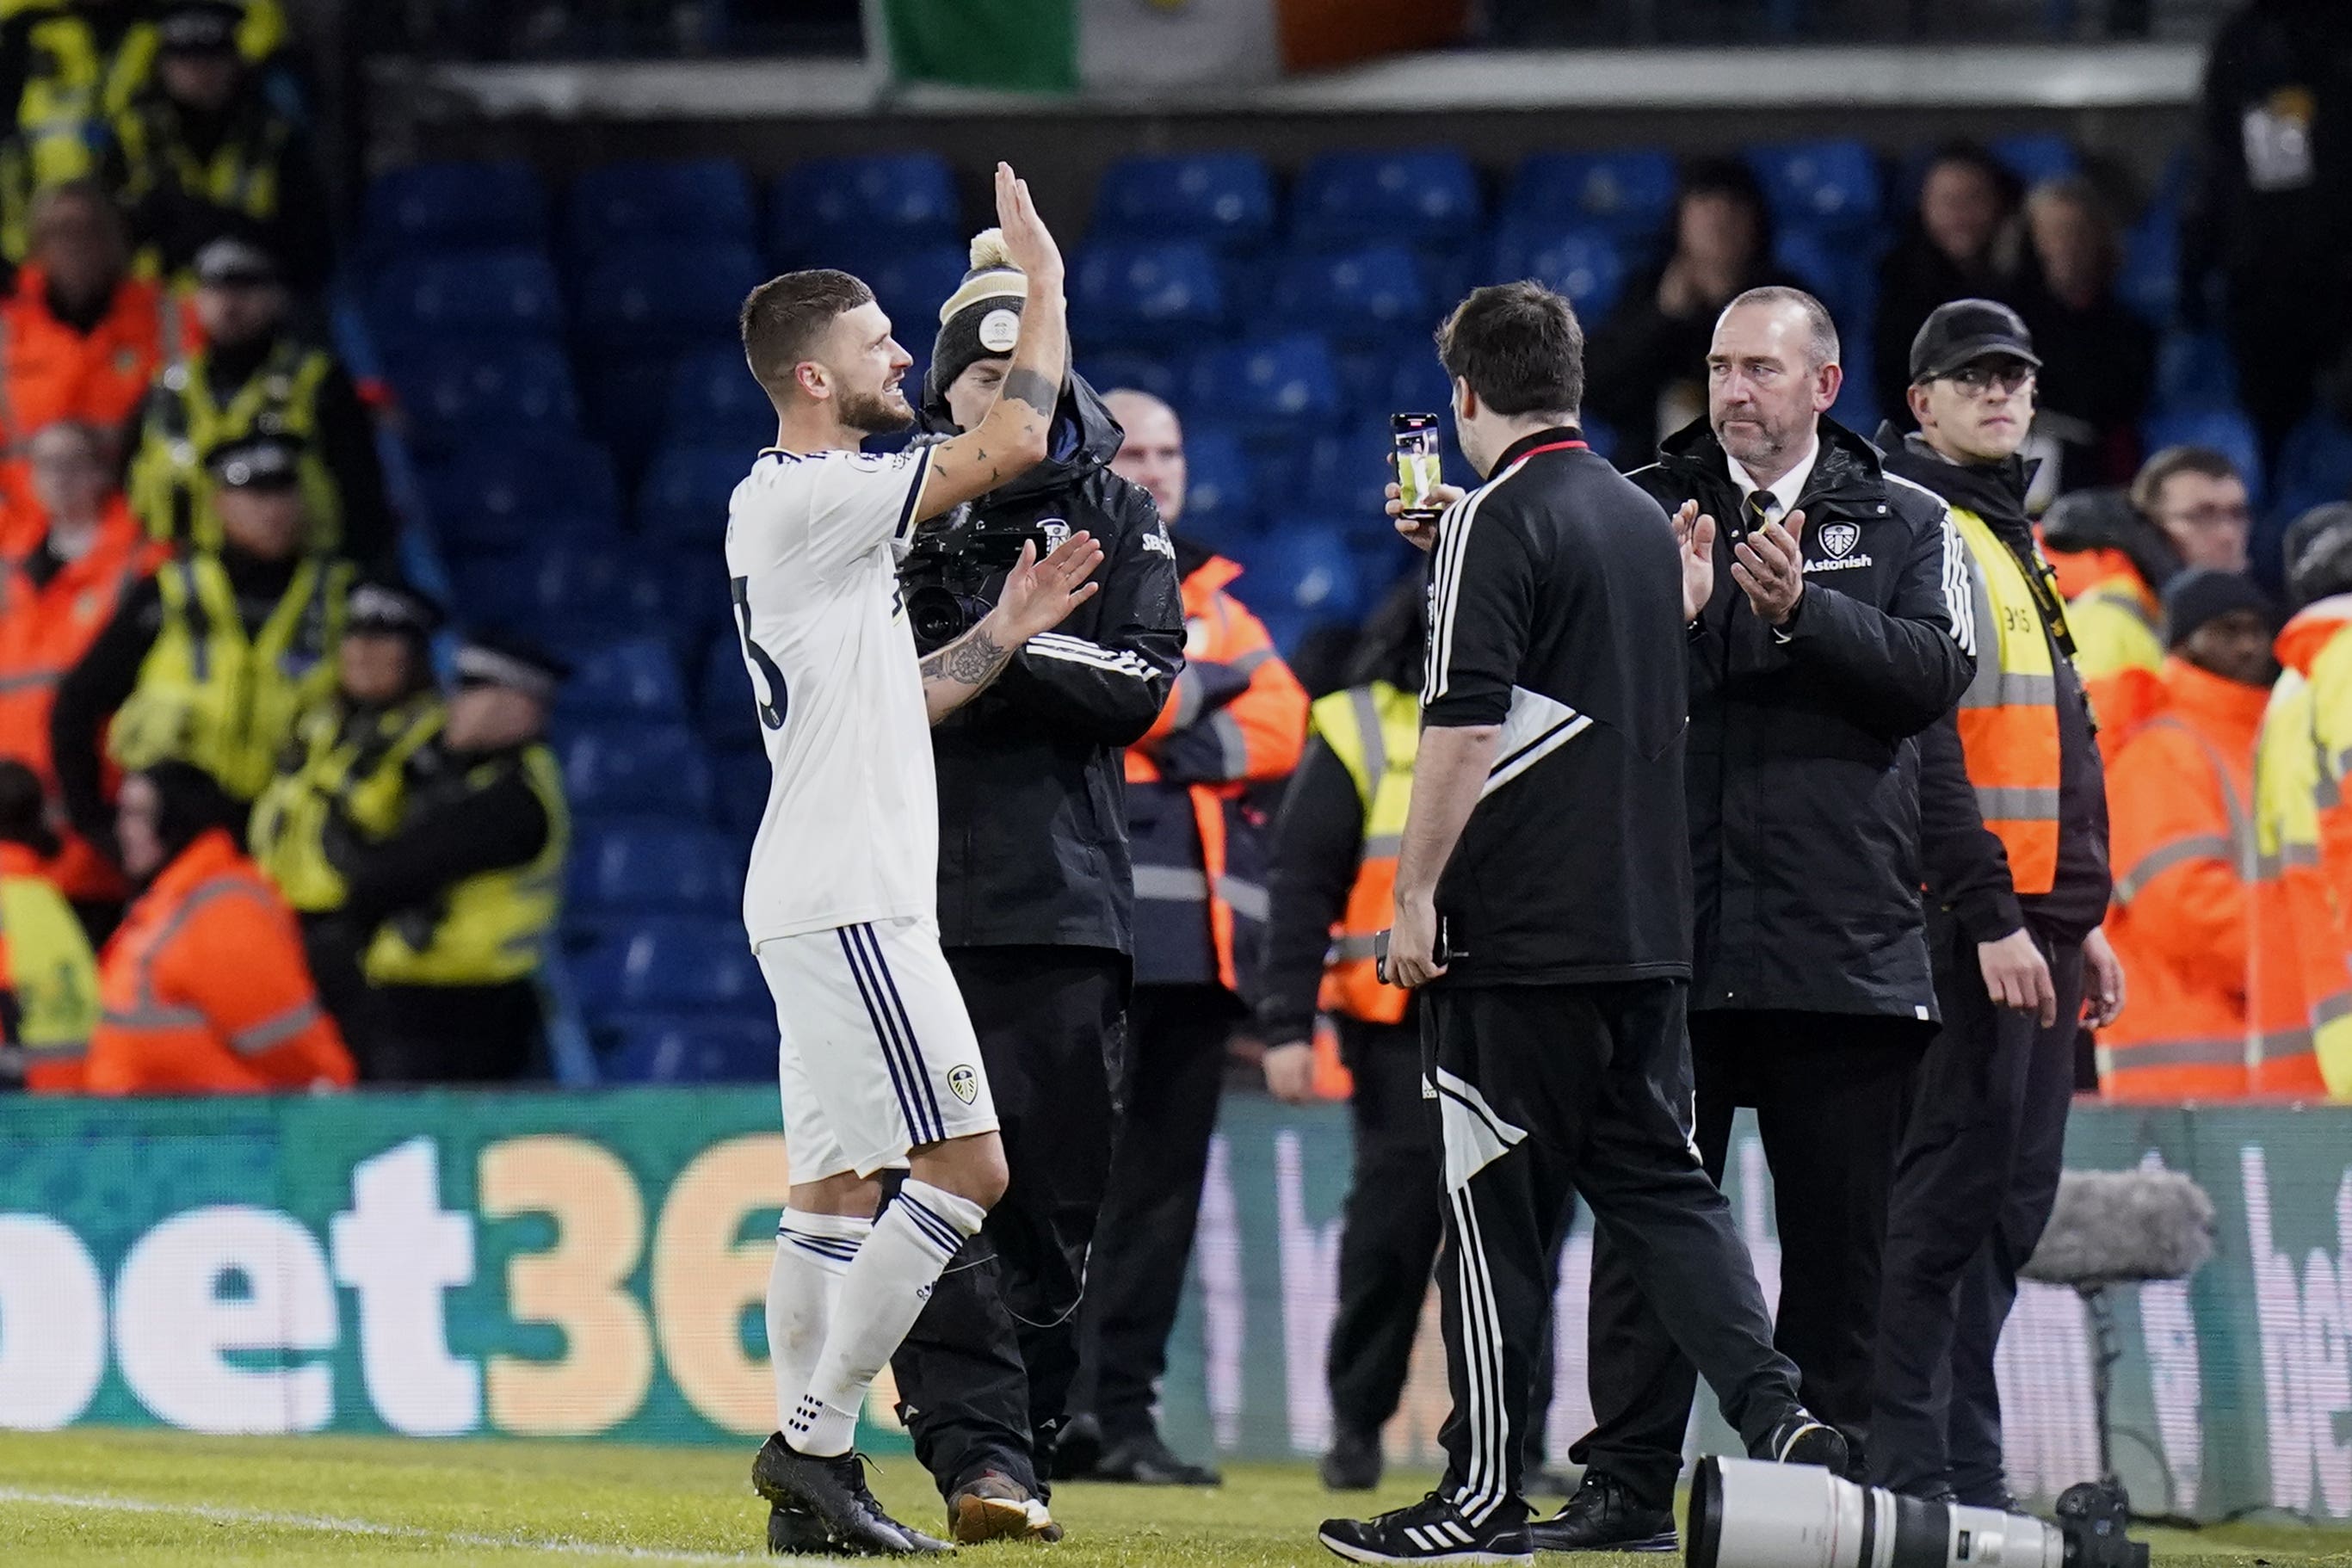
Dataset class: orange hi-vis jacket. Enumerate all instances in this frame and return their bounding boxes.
[0,268,193,553]
[1125,553,1307,994]
[2043,541,2165,757]
[2099,657,2269,1098]
[81,826,353,1094]
[0,498,161,901]
[2247,598,2352,1097]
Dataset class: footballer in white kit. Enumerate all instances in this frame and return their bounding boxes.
[733,164,1103,1558]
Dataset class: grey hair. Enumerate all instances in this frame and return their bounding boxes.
[1721,286,1840,371]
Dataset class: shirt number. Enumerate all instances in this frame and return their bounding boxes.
[730,577,788,732]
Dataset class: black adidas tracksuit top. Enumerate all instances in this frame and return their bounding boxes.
[1421,426,1694,990]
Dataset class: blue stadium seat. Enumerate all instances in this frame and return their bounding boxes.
[578,243,764,355]
[2153,330,2241,415]
[419,435,620,557]
[1385,353,1455,423]
[1489,225,1625,320]
[1072,241,1227,347]
[639,445,751,542]
[711,744,770,837]
[1292,148,1481,250]
[2276,411,2352,514]
[1176,422,1256,539]
[573,915,764,1014]
[1299,423,1400,522]
[1092,152,1276,250]
[667,343,775,453]
[1189,335,1341,432]
[1505,149,1677,240]
[390,341,578,452]
[559,725,714,819]
[1269,245,1429,343]
[1079,349,1190,408]
[2119,211,2179,326]
[556,639,687,725]
[567,159,756,257]
[699,629,762,747]
[2142,410,2265,506]
[797,243,968,344]
[363,160,549,257]
[368,250,563,347]
[456,546,711,651]
[603,1012,775,1084]
[1991,133,2080,189]
[771,153,960,264]
[1771,225,1874,330]
[568,817,740,914]
[1746,140,1881,236]
[1229,524,1363,621]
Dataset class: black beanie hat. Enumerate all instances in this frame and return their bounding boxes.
[2162,568,2279,649]
[924,228,1026,420]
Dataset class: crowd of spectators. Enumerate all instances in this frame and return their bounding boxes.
[0,0,571,1094]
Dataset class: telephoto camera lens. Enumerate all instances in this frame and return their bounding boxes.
[1687,1458,2070,1568]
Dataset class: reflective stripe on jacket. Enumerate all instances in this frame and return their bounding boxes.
[1310,681,1417,1027]
[106,553,348,801]
[3,842,98,1090]
[1950,505,2063,897]
[2248,599,2352,1096]
[128,340,337,552]
[83,826,352,1093]
[362,744,568,987]
[249,693,443,915]
[1125,552,1307,994]
[2099,659,2267,1099]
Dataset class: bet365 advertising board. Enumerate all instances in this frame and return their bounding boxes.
[0,1090,2346,1523]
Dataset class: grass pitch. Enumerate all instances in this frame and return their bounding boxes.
[0,1429,2347,1566]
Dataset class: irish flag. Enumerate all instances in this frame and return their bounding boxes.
[882,0,1468,94]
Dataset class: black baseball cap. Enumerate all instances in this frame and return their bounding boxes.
[157,1,242,53]
[207,432,302,490]
[1909,299,2041,386]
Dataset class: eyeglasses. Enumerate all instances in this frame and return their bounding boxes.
[1941,361,2036,396]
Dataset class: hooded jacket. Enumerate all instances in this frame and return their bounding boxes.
[924,373,1186,955]
[1631,414,1974,1019]
[1880,431,2111,947]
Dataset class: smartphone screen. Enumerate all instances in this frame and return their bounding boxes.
[1392,413,1444,520]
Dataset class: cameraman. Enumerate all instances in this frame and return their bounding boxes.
[886,232,1186,1545]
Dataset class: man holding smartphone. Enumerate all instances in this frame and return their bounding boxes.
[1321,281,1842,1566]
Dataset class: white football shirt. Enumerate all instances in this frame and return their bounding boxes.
[725,443,937,946]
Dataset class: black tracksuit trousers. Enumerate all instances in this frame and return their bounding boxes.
[1870,916,2083,1503]
[892,946,1124,1498]
[1329,1016,1570,1462]
[1071,980,1237,1447]
[1423,978,1802,1528]
[1574,1009,1928,1504]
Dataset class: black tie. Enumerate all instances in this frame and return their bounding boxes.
[1747,491,1776,534]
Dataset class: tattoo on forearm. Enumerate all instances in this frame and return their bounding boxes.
[1002,367,1055,419]
[922,627,1009,688]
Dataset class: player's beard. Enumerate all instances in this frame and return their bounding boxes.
[839,382,916,435]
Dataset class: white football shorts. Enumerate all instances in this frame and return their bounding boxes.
[758,914,998,1184]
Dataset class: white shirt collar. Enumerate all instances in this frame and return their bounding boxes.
[1726,435,1819,518]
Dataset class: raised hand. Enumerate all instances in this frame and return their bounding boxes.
[1731,506,1806,627]
[1386,479,1466,553]
[1673,500,1717,622]
[992,532,1102,640]
[993,163,1064,286]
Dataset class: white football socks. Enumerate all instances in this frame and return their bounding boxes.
[769,1210,872,1434]
[786,1180,984,1457]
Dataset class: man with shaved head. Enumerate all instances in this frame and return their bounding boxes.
[1058,384,1308,1487]
[1540,287,1977,1553]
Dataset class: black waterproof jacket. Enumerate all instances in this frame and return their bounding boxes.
[1630,415,1976,1019]
[924,375,1186,956]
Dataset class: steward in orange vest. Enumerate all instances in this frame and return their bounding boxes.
[1071,389,1306,1486]
[82,759,350,1094]
[1252,581,1439,1489]
[2098,573,2280,1098]
[0,420,162,913]
[0,182,191,551]
[1873,303,2121,1503]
